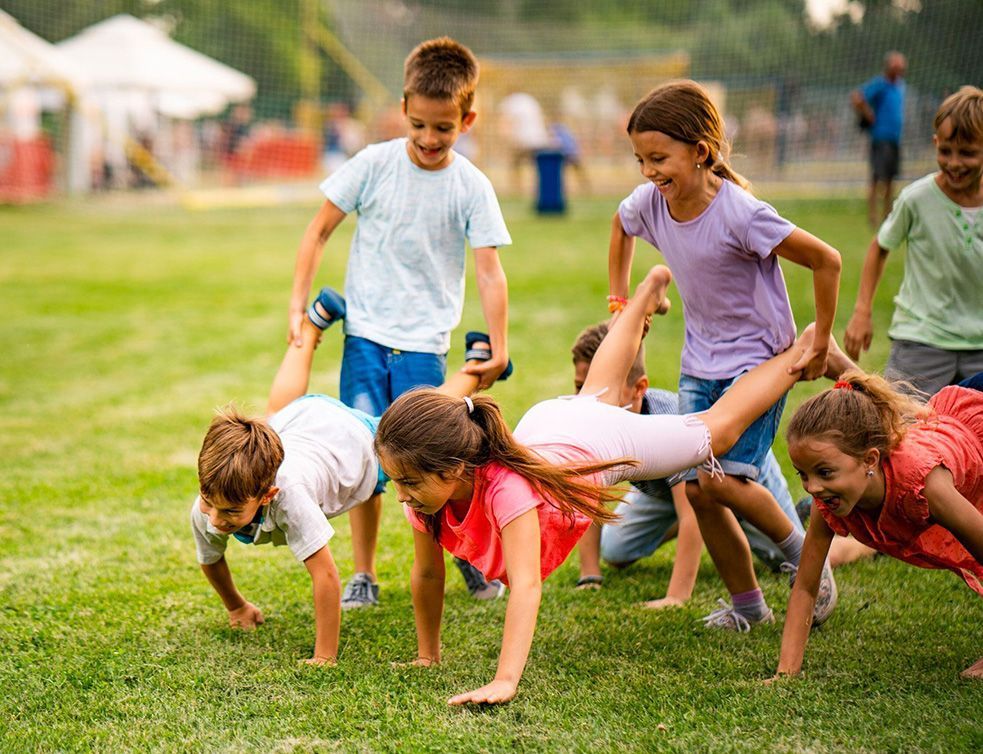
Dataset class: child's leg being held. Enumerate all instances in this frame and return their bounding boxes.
[581,265,671,404]
[267,317,323,416]
[701,325,815,456]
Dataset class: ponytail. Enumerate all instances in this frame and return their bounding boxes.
[376,390,629,538]
[786,370,929,459]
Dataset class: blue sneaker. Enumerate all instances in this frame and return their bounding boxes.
[306,286,346,331]
[464,331,514,381]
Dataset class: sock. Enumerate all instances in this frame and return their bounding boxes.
[777,529,805,566]
[731,588,769,622]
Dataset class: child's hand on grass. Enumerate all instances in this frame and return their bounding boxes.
[641,595,685,610]
[391,656,439,669]
[762,672,798,686]
[227,602,264,630]
[301,655,337,667]
[448,678,517,706]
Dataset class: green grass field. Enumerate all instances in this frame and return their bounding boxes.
[1,196,980,752]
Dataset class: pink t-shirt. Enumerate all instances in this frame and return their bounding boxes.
[404,460,592,585]
[816,386,983,595]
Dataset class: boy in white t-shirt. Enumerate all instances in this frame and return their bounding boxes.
[286,37,512,607]
[192,296,505,664]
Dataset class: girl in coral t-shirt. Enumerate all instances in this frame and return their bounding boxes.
[774,371,983,681]
[375,265,822,706]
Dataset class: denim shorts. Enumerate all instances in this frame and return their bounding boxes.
[339,335,447,418]
[677,373,787,481]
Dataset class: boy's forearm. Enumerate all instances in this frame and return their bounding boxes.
[852,239,890,316]
[665,487,702,601]
[494,580,541,685]
[201,558,246,612]
[290,201,346,312]
[305,547,342,660]
[474,249,509,358]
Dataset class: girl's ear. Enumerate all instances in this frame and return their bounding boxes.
[442,462,468,481]
[862,448,881,471]
[694,140,711,163]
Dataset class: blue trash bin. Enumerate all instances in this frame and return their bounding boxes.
[535,149,566,214]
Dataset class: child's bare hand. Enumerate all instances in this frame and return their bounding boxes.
[762,672,798,686]
[462,355,508,391]
[227,602,264,630]
[641,595,685,610]
[391,656,439,669]
[288,310,306,348]
[788,343,829,381]
[843,311,874,361]
[448,679,517,706]
[301,655,337,667]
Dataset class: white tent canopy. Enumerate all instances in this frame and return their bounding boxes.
[0,10,84,92]
[57,14,255,118]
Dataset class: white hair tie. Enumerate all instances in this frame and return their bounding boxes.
[463,396,474,414]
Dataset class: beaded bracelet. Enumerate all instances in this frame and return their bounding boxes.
[607,294,627,313]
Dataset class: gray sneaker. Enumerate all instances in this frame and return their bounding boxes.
[781,560,838,627]
[454,557,505,600]
[340,572,379,610]
[701,598,775,632]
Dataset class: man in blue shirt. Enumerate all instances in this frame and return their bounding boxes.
[852,51,907,227]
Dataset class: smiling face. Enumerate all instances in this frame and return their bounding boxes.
[934,118,983,202]
[199,488,274,533]
[788,437,880,517]
[402,94,476,171]
[380,453,472,516]
[629,129,708,206]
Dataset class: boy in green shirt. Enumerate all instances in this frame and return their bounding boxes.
[845,86,983,395]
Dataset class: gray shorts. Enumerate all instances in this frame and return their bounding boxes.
[885,339,983,397]
[870,139,900,181]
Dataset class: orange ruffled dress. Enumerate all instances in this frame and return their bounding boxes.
[816,386,983,595]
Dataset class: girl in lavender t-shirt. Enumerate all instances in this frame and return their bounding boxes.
[609,81,843,633]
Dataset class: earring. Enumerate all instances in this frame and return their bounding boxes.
[865,469,874,478]
[695,162,702,169]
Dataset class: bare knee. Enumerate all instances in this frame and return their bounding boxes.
[695,472,747,509]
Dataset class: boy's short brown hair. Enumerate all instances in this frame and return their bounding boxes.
[571,321,647,386]
[403,36,479,116]
[198,407,284,505]
[934,85,983,143]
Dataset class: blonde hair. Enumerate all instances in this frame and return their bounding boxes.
[198,406,283,505]
[375,390,629,538]
[934,85,983,144]
[627,80,749,191]
[786,370,928,459]
[571,321,646,386]
[403,37,479,116]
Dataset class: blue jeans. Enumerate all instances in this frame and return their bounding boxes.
[600,449,803,573]
[677,373,787,481]
[339,335,447,417]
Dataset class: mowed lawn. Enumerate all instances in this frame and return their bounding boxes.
[1,195,980,752]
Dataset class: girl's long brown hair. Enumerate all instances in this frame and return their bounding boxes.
[786,370,929,459]
[627,80,750,191]
[375,390,631,538]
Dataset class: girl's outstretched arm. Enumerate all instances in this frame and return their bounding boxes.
[774,228,842,380]
[448,508,542,705]
[608,211,637,300]
[925,467,983,565]
[410,527,446,665]
[772,507,835,679]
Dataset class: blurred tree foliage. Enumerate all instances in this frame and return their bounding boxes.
[6,0,980,117]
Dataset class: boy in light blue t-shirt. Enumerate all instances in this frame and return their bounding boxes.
[287,37,512,608]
